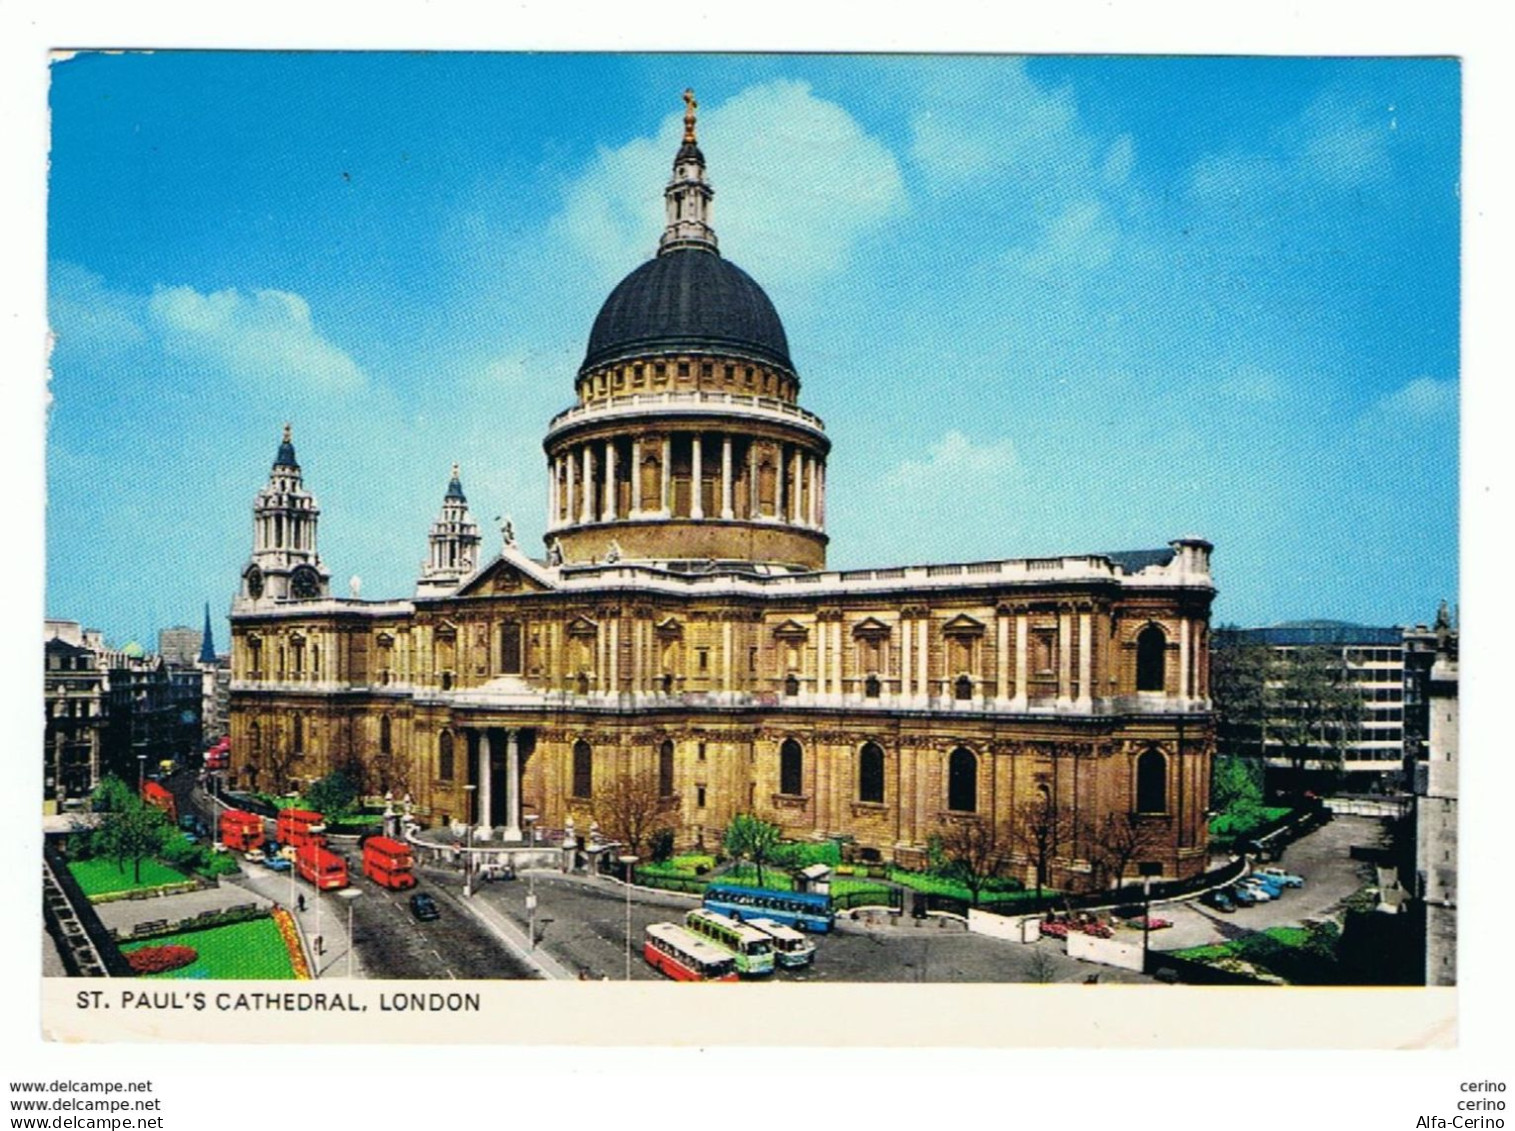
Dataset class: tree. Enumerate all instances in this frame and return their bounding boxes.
[1210,633,1270,760]
[1268,645,1364,794]
[306,769,360,817]
[1011,795,1076,901]
[937,817,1002,905]
[93,802,171,884]
[89,774,137,814]
[722,813,782,889]
[593,771,674,858]
[1088,811,1164,891]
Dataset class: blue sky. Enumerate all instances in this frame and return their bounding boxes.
[45,52,1459,647]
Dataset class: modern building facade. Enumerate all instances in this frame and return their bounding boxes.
[227,96,1217,886]
[1213,619,1446,787]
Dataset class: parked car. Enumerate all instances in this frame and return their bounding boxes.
[479,862,515,882]
[262,854,292,873]
[409,892,440,921]
[1235,879,1275,901]
[1223,884,1258,906]
[1201,889,1236,913]
[1242,874,1285,896]
[1257,867,1305,888]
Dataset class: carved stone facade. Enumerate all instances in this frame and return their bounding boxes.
[227,95,1217,888]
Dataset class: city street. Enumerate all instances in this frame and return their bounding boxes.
[1152,814,1387,952]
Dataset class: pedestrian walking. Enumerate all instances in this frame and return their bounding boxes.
[297,893,306,913]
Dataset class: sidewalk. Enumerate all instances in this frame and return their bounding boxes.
[93,880,273,937]
[225,865,366,979]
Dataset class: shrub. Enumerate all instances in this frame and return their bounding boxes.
[649,827,676,864]
[197,852,241,878]
[159,836,209,873]
[127,945,198,974]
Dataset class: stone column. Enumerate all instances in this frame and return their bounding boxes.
[817,461,825,527]
[722,619,734,695]
[602,440,617,522]
[547,458,559,532]
[916,613,929,704]
[661,436,672,514]
[775,446,785,521]
[1012,613,1028,710]
[815,616,827,701]
[1057,612,1073,708]
[564,451,576,527]
[791,449,804,522]
[479,730,494,832]
[807,456,819,527]
[832,620,843,697]
[996,611,1010,703]
[608,616,620,696]
[720,435,734,519]
[690,433,704,519]
[630,437,642,514]
[1178,617,1191,706]
[900,618,912,699]
[580,446,594,523]
[1077,611,1093,710]
[504,729,522,842]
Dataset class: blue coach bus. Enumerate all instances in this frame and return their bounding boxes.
[702,884,835,933]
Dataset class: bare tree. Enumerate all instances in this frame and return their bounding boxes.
[1011,796,1076,901]
[1088,811,1164,891]
[938,817,1002,905]
[593,770,675,858]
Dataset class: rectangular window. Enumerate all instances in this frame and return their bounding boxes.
[697,742,707,761]
[696,785,707,808]
[698,648,709,672]
[678,362,690,377]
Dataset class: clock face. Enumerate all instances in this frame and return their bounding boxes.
[290,564,322,600]
[245,565,264,598]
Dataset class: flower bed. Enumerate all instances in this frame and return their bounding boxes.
[271,907,311,979]
[126,945,198,974]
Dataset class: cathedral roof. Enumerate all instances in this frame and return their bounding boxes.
[581,247,793,373]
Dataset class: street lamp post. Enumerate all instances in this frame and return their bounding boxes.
[463,784,477,898]
[525,813,537,849]
[618,854,638,981]
[136,754,146,792]
[337,889,361,979]
[526,872,538,950]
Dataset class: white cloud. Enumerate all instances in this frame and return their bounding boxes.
[1006,198,1119,278]
[1101,135,1136,187]
[1365,376,1458,423]
[552,80,906,292]
[1216,364,1289,404]
[147,285,365,393]
[884,430,1020,487]
[48,262,147,357]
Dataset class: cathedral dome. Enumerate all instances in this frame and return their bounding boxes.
[581,247,793,374]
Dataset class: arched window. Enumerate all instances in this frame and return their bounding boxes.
[576,671,590,695]
[864,674,881,699]
[954,675,973,701]
[783,673,799,697]
[947,747,977,812]
[438,731,454,782]
[858,742,885,804]
[779,739,803,796]
[292,714,304,753]
[658,740,675,798]
[1136,625,1167,692]
[572,740,593,799]
[249,720,262,756]
[1137,748,1167,813]
[501,621,523,675]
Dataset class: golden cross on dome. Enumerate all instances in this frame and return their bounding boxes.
[682,88,698,143]
[282,422,292,442]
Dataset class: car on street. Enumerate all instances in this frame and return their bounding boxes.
[1200,889,1236,913]
[1257,867,1305,888]
[1223,884,1258,907]
[409,892,440,921]
[261,853,292,872]
[1236,879,1275,901]
[1242,874,1285,896]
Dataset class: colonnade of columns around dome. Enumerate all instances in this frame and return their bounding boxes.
[546,427,826,533]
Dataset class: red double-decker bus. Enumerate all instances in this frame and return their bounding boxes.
[643,923,738,982]
[296,843,349,891]
[276,808,326,851]
[204,738,230,772]
[361,836,416,890]
[219,809,265,852]
[141,780,177,822]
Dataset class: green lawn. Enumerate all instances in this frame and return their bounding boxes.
[1173,926,1313,962]
[68,857,190,897]
[720,864,796,890]
[638,854,717,879]
[120,917,298,980]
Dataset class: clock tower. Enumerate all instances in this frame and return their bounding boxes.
[239,424,330,603]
